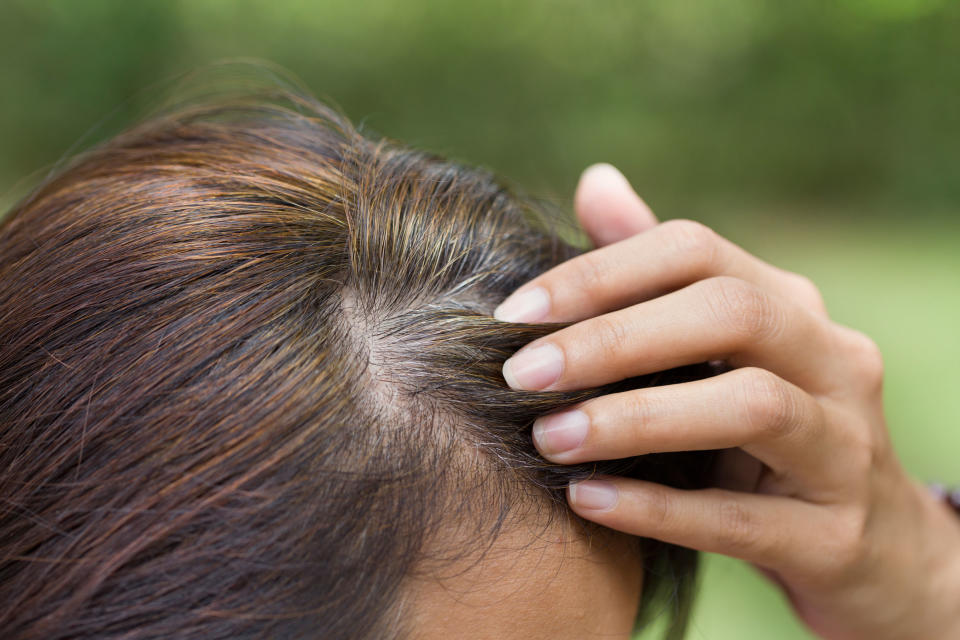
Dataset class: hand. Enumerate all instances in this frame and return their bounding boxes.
[495,164,960,640]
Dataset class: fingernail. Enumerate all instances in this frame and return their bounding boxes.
[582,162,629,187]
[533,410,589,456]
[494,287,550,323]
[569,480,619,511]
[502,343,564,390]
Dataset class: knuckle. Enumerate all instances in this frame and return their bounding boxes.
[844,437,875,481]
[662,219,721,266]
[843,329,885,391]
[790,273,827,313]
[736,368,799,440]
[713,498,763,553]
[578,393,649,450]
[702,276,782,342]
[644,488,672,531]
[589,314,633,362]
[570,250,612,296]
[619,389,658,428]
[826,506,871,574]
[838,417,879,477]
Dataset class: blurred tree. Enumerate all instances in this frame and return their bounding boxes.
[1,0,958,219]
[1,3,957,639]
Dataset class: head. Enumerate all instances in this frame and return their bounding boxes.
[0,89,716,638]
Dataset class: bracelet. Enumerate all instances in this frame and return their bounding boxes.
[928,483,960,516]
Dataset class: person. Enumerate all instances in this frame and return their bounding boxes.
[0,84,956,640]
[496,163,960,639]
[0,89,715,640]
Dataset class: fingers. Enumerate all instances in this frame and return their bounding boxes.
[532,368,833,485]
[574,164,658,247]
[494,218,826,324]
[502,276,837,393]
[566,477,833,575]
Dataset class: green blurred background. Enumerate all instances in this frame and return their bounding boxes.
[1,1,958,638]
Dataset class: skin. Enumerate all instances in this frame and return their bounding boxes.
[494,164,960,640]
[406,514,644,639]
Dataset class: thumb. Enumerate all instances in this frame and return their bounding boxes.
[574,163,658,247]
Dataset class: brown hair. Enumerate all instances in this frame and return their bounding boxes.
[0,89,716,639]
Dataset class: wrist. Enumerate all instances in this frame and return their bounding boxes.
[911,478,960,638]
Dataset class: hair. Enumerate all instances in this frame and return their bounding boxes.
[0,88,718,639]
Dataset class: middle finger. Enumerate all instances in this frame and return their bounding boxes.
[502,276,839,393]
[494,219,826,324]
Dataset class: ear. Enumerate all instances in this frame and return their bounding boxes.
[574,164,658,247]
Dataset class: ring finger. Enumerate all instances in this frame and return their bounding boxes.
[532,367,840,493]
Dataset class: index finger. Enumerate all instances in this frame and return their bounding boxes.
[494,219,825,324]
